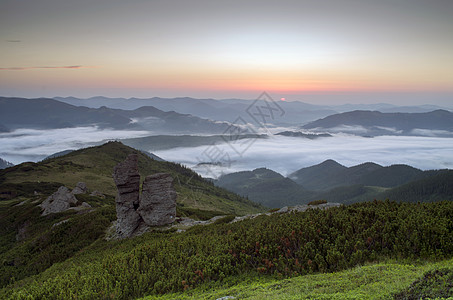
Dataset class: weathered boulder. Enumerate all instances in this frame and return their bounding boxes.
[113,154,142,238]
[138,173,176,226]
[40,186,78,216]
[72,182,88,195]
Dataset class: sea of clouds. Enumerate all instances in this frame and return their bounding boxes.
[0,126,151,164]
[1,127,453,179]
[154,134,453,178]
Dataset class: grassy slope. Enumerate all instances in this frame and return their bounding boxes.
[150,258,453,300]
[0,142,263,288]
[0,141,263,215]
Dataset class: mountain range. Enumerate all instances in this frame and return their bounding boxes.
[302,110,453,136]
[215,160,452,207]
[2,97,452,137]
[0,97,235,134]
[55,96,451,126]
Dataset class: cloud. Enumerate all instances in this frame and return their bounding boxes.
[0,126,151,164]
[410,128,453,137]
[6,40,21,43]
[0,65,96,71]
[1,128,452,179]
[153,135,453,178]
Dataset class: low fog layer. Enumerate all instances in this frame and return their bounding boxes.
[1,127,452,179]
[0,127,151,164]
[154,135,453,178]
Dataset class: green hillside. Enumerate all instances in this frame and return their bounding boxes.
[0,141,263,215]
[150,258,453,299]
[378,170,453,202]
[2,200,452,299]
[0,142,263,287]
[219,162,452,207]
[215,168,313,207]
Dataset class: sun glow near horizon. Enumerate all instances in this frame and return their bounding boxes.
[1,0,453,103]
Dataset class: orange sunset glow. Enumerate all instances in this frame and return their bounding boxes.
[1,0,453,105]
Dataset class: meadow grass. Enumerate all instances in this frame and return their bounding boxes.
[149,258,453,300]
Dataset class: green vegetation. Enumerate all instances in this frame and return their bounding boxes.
[0,194,116,287]
[2,200,452,299]
[380,170,453,202]
[394,267,453,299]
[150,259,453,299]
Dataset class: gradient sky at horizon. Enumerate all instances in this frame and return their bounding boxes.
[1,0,453,105]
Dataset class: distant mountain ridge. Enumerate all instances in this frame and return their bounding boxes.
[54,96,451,127]
[302,110,453,136]
[55,96,337,125]
[215,160,451,207]
[288,160,424,190]
[0,97,235,134]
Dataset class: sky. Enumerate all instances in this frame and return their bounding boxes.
[1,0,453,105]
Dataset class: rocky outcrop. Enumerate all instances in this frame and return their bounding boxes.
[113,154,142,238]
[40,184,94,216]
[138,173,176,226]
[113,154,177,238]
[40,186,78,216]
[71,182,88,194]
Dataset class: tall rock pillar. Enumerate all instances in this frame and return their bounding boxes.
[113,154,141,238]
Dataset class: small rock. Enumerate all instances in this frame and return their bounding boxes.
[40,186,78,216]
[277,206,289,213]
[72,182,88,194]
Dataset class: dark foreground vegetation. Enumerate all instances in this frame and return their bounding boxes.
[2,200,452,299]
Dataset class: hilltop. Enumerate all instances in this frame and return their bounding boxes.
[0,141,262,216]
